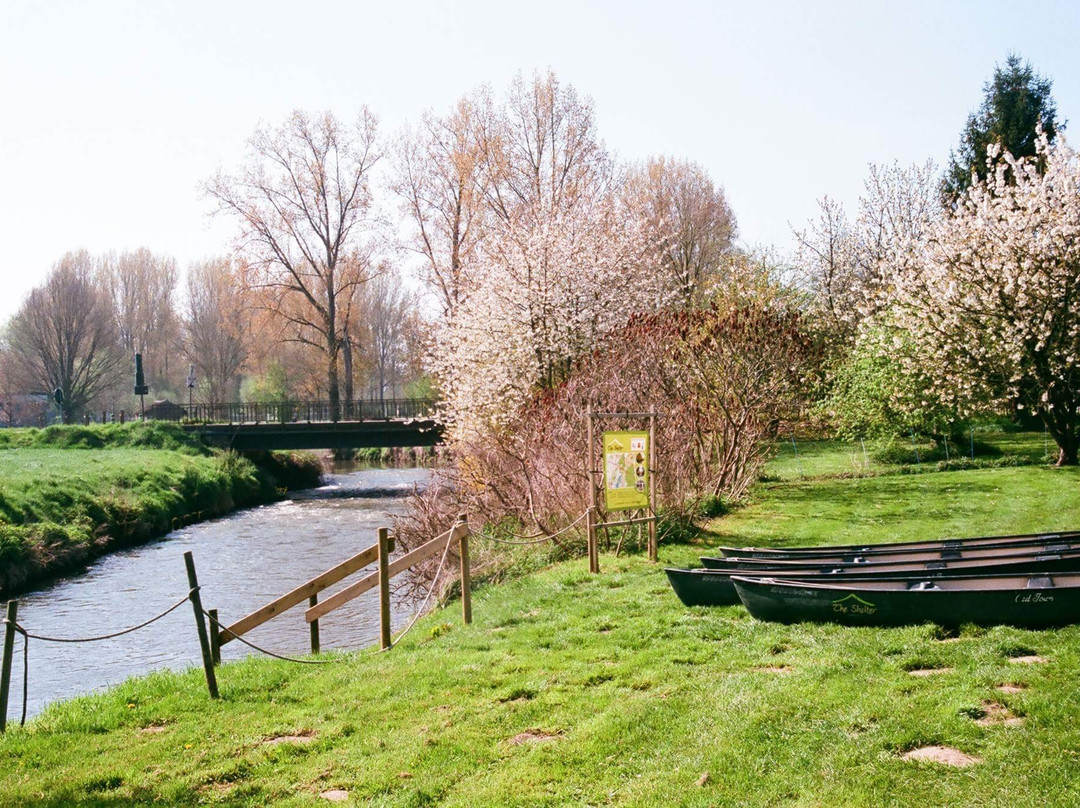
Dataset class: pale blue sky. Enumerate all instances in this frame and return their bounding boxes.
[1,0,1077,323]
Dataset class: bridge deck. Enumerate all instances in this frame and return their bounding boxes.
[187,419,443,451]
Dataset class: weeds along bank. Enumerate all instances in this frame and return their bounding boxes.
[0,423,323,596]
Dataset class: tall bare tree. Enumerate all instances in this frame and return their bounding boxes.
[623,156,737,307]
[361,265,416,401]
[391,91,492,318]
[5,251,125,422]
[101,247,180,390]
[205,109,381,416]
[182,257,255,405]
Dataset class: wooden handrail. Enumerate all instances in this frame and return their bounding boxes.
[219,544,382,645]
[305,522,465,623]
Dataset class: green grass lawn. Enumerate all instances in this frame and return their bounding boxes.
[0,424,322,595]
[4,438,1080,805]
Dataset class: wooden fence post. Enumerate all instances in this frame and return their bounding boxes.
[0,601,17,733]
[208,608,221,665]
[458,516,472,626]
[183,552,219,699]
[378,527,391,650]
[648,406,658,562]
[309,594,320,654]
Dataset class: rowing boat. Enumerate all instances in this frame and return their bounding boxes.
[713,530,1079,559]
[665,548,1080,606]
[732,572,1080,628]
[700,536,1078,569]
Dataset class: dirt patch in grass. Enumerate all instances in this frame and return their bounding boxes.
[320,789,349,802]
[138,724,168,734]
[997,683,1027,694]
[973,702,1024,727]
[1008,655,1048,665]
[753,665,792,674]
[901,746,981,767]
[907,667,953,677]
[510,729,562,745]
[263,731,316,746]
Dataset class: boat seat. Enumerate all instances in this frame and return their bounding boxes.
[940,549,962,559]
[907,581,941,591]
[925,561,947,569]
[851,556,867,564]
[1038,534,1062,541]
[1026,576,1054,589]
[1045,543,1069,553]
[1034,554,1062,561]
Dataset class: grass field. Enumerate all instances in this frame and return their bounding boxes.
[0,424,322,595]
[2,436,1080,806]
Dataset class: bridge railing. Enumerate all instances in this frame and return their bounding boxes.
[157,398,436,424]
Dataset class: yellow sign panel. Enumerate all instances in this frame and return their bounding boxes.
[603,431,649,511]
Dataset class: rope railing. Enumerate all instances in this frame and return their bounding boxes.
[472,509,591,546]
[1,590,199,729]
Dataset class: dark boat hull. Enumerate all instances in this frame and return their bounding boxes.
[732,574,1080,628]
[699,544,1080,572]
[666,552,1080,607]
[715,530,1079,559]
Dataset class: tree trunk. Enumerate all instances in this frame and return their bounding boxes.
[342,336,354,420]
[326,337,340,423]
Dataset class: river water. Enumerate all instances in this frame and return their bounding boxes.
[5,467,430,721]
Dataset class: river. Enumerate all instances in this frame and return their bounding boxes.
[5,466,430,722]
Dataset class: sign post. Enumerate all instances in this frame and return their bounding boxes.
[585,409,660,569]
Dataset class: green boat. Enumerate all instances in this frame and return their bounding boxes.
[714,530,1078,559]
[732,572,1080,628]
[665,548,1080,607]
[699,540,1078,571]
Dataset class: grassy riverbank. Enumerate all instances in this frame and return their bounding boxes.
[2,438,1080,803]
[0,423,322,596]
[3,434,1080,805]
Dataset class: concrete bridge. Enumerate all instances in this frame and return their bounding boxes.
[171,399,443,451]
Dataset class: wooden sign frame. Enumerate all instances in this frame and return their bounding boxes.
[585,405,659,572]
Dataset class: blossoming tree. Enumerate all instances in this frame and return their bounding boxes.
[889,132,1080,464]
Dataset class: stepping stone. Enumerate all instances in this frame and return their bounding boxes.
[320,790,349,802]
[1008,655,1048,665]
[901,746,981,767]
[907,667,953,677]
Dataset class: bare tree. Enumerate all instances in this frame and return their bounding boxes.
[484,70,610,224]
[205,109,381,417]
[182,257,256,405]
[390,91,492,318]
[101,248,180,390]
[623,156,737,307]
[5,251,125,423]
[361,266,416,401]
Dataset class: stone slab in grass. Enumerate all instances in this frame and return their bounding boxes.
[907,667,954,676]
[1008,655,1048,665]
[902,746,981,767]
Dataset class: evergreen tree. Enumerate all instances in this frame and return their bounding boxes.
[942,54,1059,204]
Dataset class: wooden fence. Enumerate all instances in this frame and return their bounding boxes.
[206,517,471,670]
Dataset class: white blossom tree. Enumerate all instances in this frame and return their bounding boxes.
[428,72,666,439]
[888,132,1080,464]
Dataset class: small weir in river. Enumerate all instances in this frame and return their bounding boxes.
[6,467,430,720]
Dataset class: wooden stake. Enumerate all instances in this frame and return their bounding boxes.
[208,608,221,665]
[458,516,472,625]
[183,552,219,699]
[378,527,391,650]
[308,594,320,654]
[0,601,17,733]
[586,405,600,574]
[648,406,658,562]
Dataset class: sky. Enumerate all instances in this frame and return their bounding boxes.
[1,0,1077,324]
